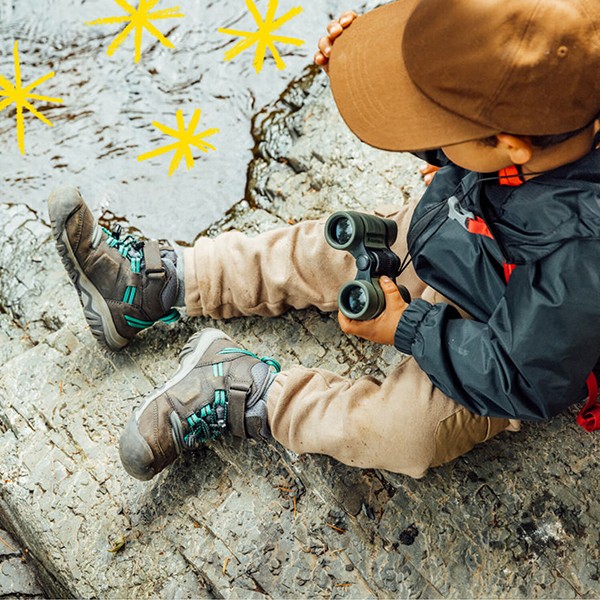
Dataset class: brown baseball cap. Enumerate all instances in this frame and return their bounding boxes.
[328,0,600,152]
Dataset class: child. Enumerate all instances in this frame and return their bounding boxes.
[49,0,600,481]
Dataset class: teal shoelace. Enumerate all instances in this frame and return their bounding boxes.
[104,225,180,328]
[103,225,144,273]
[184,350,281,447]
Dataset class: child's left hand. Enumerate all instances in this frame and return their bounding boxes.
[314,11,358,73]
[338,276,409,345]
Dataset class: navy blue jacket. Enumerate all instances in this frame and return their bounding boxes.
[395,144,600,421]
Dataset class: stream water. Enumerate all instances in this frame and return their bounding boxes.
[0,0,381,240]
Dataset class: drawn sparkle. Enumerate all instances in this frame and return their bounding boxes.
[218,0,304,73]
[86,0,184,64]
[0,41,63,155]
[138,108,219,176]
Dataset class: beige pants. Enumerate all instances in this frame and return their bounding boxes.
[183,203,517,478]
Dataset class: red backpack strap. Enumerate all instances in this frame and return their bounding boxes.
[577,373,600,432]
[467,216,494,238]
[498,165,525,186]
[503,263,516,281]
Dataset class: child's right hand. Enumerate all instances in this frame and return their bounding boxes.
[420,163,441,186]
[314,11,358,73]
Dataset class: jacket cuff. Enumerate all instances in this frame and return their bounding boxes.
[394,299,433,354]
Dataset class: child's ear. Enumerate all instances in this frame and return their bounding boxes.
[496,134,533,165]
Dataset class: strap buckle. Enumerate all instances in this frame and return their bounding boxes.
[145,267,166,280]
[447,195,475,230]
[229,382,251,395]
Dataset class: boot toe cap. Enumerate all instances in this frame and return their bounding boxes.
[48,186,85,227]
[119,417,159,481]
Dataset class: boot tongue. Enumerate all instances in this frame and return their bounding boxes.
[159,251,179,311]
[244,362,277,440]
[246,362,270,407]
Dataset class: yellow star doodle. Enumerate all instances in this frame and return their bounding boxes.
[219,0,305,73]
[86,0,184,64]
[0,41,63,155]
[138,108,219,176]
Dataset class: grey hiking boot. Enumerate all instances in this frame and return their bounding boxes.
[48,186,180,351]
[119,328,281,481]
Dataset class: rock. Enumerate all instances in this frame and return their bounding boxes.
[1,67,599,599]
[0,528,44,598]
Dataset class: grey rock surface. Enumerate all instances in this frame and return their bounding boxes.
[1,68,599,598]
[0,528,44,598]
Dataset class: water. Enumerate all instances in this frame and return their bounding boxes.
[0,0,381,241]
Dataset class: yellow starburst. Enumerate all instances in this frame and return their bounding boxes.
[0,41,63,155]
[85,0,184,64]
[138,108,219,176]
[218,0,304,73]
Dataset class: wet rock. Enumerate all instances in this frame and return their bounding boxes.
[0,557,43,597]
[398,524,419,546]
[0,528,44,598]
[0,55,599,600]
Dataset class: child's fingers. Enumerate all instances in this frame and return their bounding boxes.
[327,20,343,38]
[420,163,441,186]
[318,35,332,58]
[380,277,405,310]
[339,11,358,27]
[317,12,358,69]
[338,311,370,340]
[314,50,327,66]
[420,163,438,175]
[337,311,355,334]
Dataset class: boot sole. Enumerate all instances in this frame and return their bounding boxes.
[48,187,129,351]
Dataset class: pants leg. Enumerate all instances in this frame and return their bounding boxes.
[266,359,510,478]
[183,204,426,318]
[183,202,513,477]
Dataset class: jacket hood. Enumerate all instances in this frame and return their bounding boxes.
[470,148,600,265]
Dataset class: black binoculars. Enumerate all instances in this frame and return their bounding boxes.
[325,211,411,320]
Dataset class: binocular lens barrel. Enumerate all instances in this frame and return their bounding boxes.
[325,213,363,250]
[347,286,367,314]
[333,217,353,246]
[338,280,381,321]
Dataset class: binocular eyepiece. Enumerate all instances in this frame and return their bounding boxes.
[325,211,411,320]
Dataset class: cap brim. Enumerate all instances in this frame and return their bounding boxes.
[328,0,499,152]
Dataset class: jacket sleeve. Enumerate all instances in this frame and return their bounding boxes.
[394,240,600,420]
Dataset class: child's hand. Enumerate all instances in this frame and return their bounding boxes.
[314,11,358,73]
[420,163,441,186]
[338,277,408,346]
